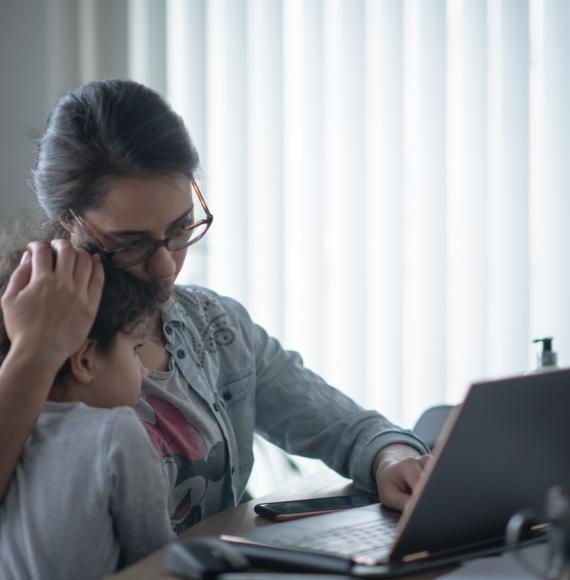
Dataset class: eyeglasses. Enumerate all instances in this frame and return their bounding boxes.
[69,179,213,268]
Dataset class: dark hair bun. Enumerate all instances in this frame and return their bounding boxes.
[33,79,200,218]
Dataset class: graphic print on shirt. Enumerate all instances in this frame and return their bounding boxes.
[184,290,236,367]
[142,394,226,533]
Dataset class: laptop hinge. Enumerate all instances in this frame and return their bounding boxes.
[401,550,430,562]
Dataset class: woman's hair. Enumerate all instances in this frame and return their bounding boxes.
[33,79,200,218]
[0,221,159,382]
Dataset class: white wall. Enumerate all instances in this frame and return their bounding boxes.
[0,0,50,225]
[0,0,129,227]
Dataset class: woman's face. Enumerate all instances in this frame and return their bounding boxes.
[80,173,193,295]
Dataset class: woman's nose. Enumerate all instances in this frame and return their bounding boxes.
[145,245,176,278]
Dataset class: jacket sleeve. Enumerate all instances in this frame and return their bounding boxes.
[106,408,176,567]
[221,296,430,496]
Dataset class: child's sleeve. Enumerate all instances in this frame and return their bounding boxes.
[106,408,175,567]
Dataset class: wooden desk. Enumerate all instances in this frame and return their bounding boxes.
[111,468,454,579]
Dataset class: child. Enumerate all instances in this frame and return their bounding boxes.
[0,240,175,580]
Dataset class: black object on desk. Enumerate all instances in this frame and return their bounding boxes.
[163,536,248,579]
[254,495,377,521]
[163,535,353,579]
[222,536,352,574]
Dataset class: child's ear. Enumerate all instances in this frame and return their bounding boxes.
[68,339,98,385]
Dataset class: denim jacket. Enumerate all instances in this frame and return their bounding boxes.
[155,285,428,507]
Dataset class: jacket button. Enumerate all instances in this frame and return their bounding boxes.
[176,349,185,359]
[165,325,172,335]
[213,403,220,412]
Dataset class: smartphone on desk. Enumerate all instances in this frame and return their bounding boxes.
[254,494,378,521]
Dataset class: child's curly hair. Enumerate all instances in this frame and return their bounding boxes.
[0,217,159,382]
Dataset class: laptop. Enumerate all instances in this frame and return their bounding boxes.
[225,369,570,575]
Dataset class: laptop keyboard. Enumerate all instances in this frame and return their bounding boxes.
[269,518,398,559]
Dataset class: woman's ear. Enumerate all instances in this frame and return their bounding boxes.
[58,217,81,247]
[59,216,73,234]
[68,338,98,385]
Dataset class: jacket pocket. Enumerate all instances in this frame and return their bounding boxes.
[218,371,254,406]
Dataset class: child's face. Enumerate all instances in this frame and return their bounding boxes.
[89,330,146,408]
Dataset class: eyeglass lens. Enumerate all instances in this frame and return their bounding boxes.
[110,222,209,267]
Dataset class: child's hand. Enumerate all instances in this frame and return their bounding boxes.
[1,240,104,373]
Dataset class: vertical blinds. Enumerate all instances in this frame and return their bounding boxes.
[67,0,570,427]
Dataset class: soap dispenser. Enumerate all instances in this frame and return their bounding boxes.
[529,336,559,374]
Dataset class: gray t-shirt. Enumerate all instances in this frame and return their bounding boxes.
[137,359,227,534]
[0,402,175,580]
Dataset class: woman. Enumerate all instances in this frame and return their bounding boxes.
[1,79,429,533]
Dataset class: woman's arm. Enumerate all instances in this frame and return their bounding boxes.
[0,241,103,500]
[0,346,60,499]
[214,295,429,500]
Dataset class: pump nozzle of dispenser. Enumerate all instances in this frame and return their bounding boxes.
[530,336,559,373]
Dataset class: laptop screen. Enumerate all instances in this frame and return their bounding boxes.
[391,369,570,561]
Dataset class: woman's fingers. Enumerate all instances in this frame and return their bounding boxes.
[87,254,104,306]
[28,242,54,281]
[1,251,32,300]
[2,241,105,367]
[22,240,103,300]
[51,239,77,280]
[72,247,94,292]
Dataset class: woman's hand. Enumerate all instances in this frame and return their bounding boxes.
[373,444,433,511]
[1,240,104,372]
[0,239,103,501]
